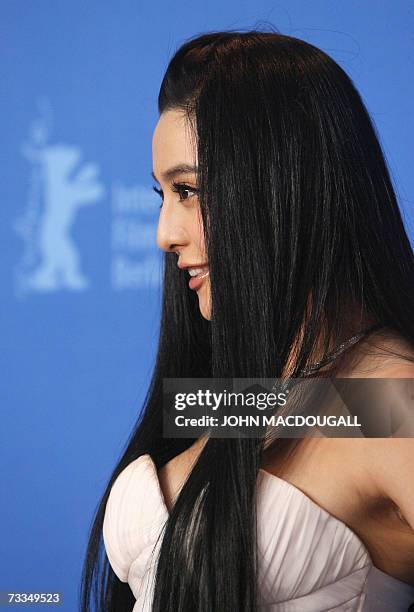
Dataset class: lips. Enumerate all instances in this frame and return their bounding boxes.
[177,261,209,271]
[188,266,209,277]
[188,266,209,290]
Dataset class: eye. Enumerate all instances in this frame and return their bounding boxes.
[152,182,199,208]
[171,182,199,202]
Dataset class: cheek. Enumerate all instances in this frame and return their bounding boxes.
[196,232,206,255]
[193,210,206,254]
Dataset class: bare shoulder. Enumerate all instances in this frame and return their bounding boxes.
[332,328,414,528]
[350,357,414,531]
[357,435,414,530]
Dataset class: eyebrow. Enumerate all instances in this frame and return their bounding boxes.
[151,163,198,183]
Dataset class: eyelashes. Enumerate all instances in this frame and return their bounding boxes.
[152,186,164,208]
[152,182,199,208]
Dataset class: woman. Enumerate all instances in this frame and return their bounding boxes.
[81,30,414,611]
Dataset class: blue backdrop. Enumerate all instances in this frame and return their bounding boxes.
[2,1,413,610]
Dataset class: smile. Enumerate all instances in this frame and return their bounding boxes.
[188,266,209,290]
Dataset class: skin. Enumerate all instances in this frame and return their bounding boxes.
[153,109,211,320]
[151,108,414,585]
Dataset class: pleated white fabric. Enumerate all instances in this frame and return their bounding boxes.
[102,454,414,611]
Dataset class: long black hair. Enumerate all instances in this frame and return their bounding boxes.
[80,29,414,611]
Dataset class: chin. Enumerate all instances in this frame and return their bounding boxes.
[199,305,211,321]
[196,282,212,320]
[198,296,211,320]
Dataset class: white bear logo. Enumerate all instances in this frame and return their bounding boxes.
[23,142,105,291]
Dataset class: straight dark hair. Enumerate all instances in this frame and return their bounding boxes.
[80,29,414,611]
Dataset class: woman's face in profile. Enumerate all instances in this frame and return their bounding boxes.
[152,109,211,320]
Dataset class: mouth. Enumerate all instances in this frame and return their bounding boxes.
[187,265,209,291]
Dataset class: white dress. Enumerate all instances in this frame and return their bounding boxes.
[102,454,414,611]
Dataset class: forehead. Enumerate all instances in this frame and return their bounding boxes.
[152,109,196,173]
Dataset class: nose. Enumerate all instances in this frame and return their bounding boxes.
[156,202,187,254]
